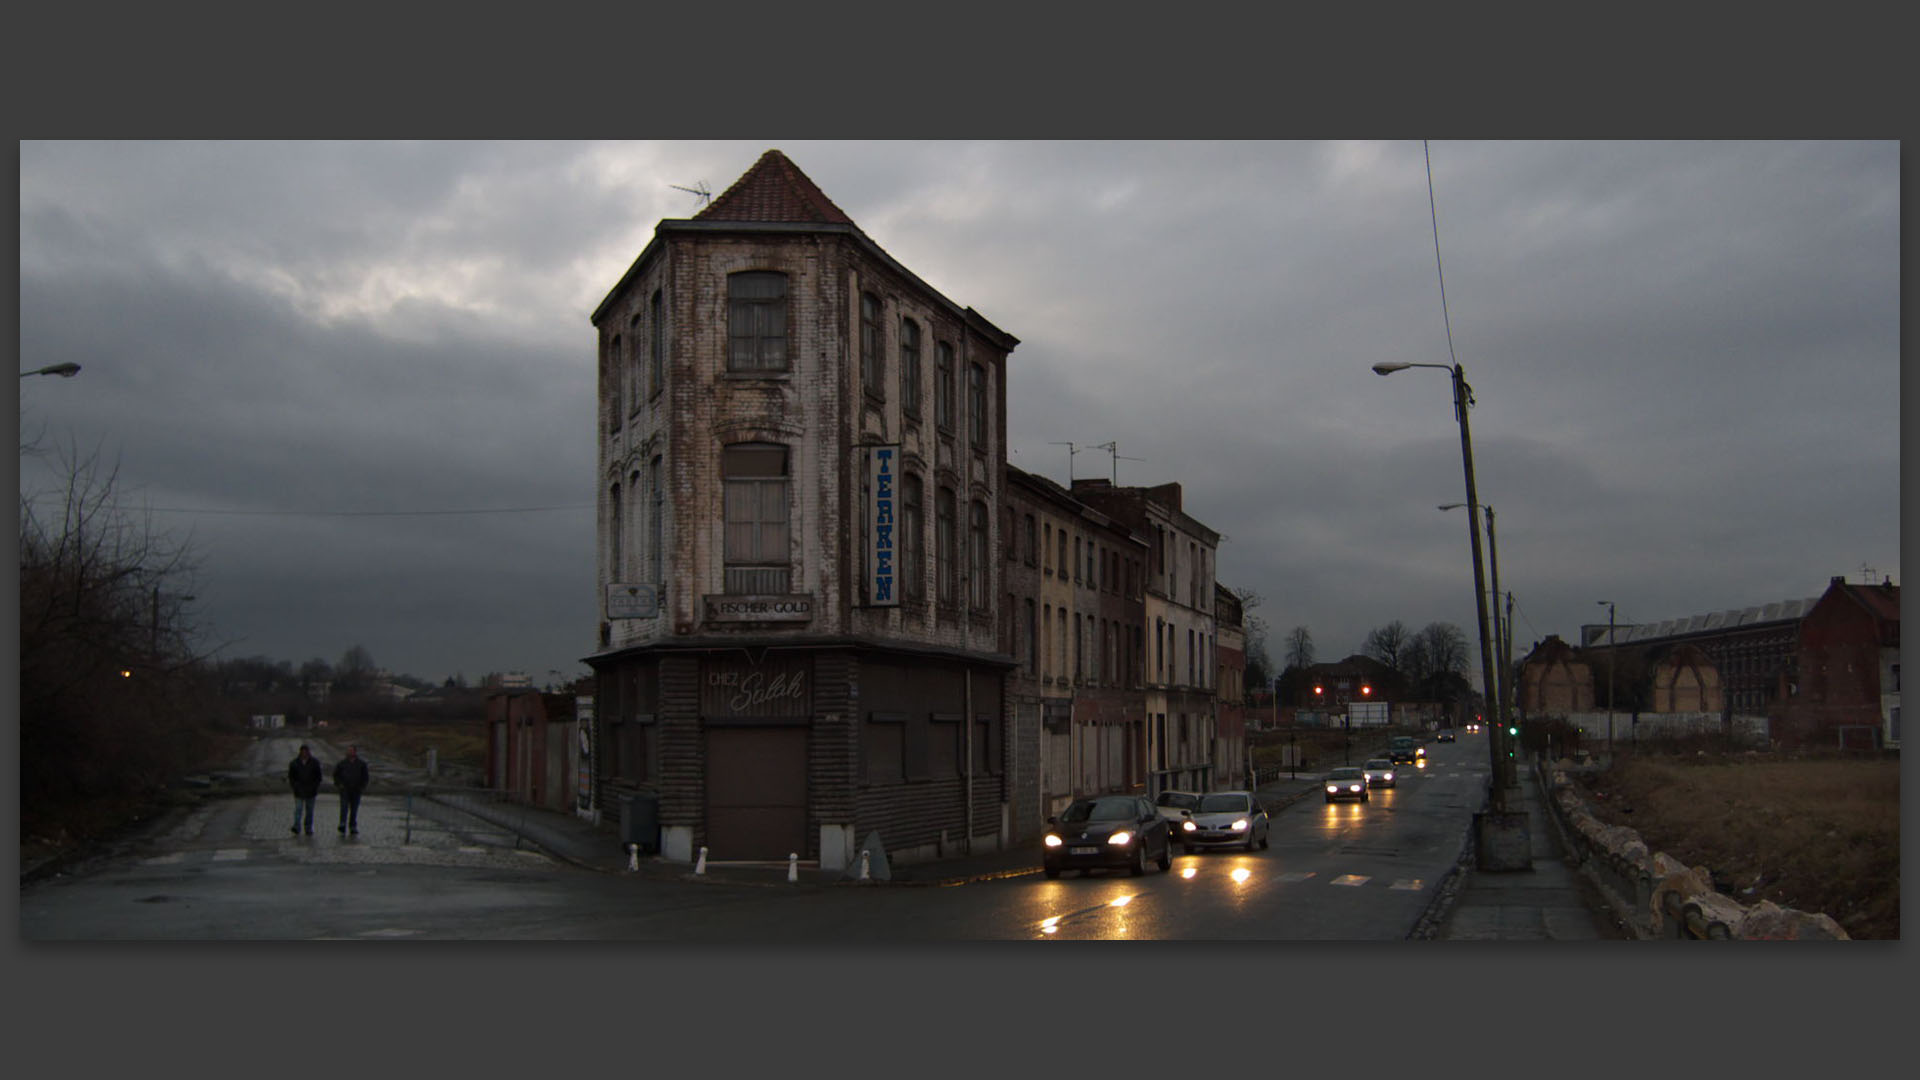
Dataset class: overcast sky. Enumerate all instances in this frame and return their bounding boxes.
[14,140,1902,688]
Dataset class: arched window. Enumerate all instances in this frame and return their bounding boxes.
[936,486,957,605]
[861,292,884,398]
[648,455,664,583]
[935,341,954,431]
[900,318,921,416]
[649,289,665,398]
[902,474,924,601]
[969,500,988,609]
[728,272,788,372]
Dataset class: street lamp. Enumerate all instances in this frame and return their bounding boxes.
[1441,502,1514,762]
[20,362,81,378]
[1373,360,1511,810]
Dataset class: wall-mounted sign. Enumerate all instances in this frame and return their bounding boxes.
[702,655,812,718]
[702,594,815,623]
[607,583,659,619]
[865,444,900,607]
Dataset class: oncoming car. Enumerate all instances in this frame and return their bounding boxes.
[1178,790,1270,852]
[1043,795,1174,879]
[1361,758,1397,789]
[1324,766,1369,803]
[1154,790,1202,836]
[1435,728,1456,743]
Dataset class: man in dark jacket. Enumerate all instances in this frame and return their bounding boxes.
[333,744,371,835]
[288,745,322,835]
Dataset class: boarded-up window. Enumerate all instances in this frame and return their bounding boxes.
[862,712,905,785]
[929,714,962,777]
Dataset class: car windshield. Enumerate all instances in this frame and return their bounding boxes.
[1063,796,1139,823]
[1365,760,1391,769]
[1196,793,1249,813]
[1329,768,1363,780]
[1156,792,1199,810]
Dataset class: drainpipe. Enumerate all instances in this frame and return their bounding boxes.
[965,669,975,854]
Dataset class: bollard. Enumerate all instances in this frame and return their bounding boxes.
[788,852,799,883]
[694,846,708,875]
[859,849,871,882]
[628,843,639,872]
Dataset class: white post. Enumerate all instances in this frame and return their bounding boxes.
[694,846,708,875]
[859,849,871,882]
[627,843,639,872]
[788,852,799,883]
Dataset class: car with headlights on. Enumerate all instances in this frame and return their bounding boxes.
[1177,790,1270,852]
[1153,789,1202,836]
[1324,766,1369,803]
[1361,758,1397,789]
[1043,794,1174,879]
[1435,728,1456,743]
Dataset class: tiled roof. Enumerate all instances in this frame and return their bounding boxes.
[695,149,857,226]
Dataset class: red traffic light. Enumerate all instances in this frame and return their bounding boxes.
[1360,685,1372,696]
[1313,685,1324,696]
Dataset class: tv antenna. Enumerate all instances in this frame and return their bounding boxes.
[1047,441,1089,482]
[670,180,712,208]
[1092,441,1145,485]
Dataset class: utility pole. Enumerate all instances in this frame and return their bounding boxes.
[1598,601,1615,753]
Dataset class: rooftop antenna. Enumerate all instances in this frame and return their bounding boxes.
[670,180,712,208]
[1093,441,1145,486]
[1047,442,1088,482]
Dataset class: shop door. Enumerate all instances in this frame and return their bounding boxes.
[705,726,808,860]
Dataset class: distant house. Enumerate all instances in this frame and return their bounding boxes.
[486,690,581,813]
[1517,635,1593,716]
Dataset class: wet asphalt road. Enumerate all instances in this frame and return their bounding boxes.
[22,742,1490,941]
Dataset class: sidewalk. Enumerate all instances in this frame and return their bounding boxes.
[1429,758,1628,941]
[425,774,1332,888]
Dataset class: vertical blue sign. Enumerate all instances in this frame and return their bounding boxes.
[867,445,900,607]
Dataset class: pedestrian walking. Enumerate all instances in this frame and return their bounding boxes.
[288,745,322,835]
[334,744,371,835]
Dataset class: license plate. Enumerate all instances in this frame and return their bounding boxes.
[1069,846,1100,856]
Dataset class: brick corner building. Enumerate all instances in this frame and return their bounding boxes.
[585,150,1018,869]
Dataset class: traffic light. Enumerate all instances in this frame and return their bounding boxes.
[1313,685,1324,698]
[1360,684,1371,697]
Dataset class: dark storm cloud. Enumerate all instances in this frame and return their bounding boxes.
[17,140,1899,684]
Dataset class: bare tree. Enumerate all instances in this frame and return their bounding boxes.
[1362,620,1412,676]
[18,440,213,839]
[1234,587,1275,691]
[1283,625,1316,672]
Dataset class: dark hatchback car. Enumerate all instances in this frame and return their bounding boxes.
[1043,795,1174,878]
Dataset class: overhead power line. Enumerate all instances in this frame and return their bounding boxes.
[140,503,594,518]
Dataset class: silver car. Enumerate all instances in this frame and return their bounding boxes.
[1178,790,1270,852]
[1362,758,1397,789]
[1324,766,1369,803]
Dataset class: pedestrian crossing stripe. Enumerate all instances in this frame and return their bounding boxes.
[1277,871,1317,884]
[1389,879,1424,891]
[212,849,249,862]
[1332,874,1370,887]
[142,853,184,866]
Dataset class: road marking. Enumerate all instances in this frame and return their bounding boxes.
[1389,879,1425,891]
[142,853,184,866]
[357,928,421,938]
[212,849,249,862]
[1331,874,1370,887]
[1277,871,1317,884]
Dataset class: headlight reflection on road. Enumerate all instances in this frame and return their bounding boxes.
[1109,894,1133,908]
[1180,867,1198,879]
[1230,867,1252,884]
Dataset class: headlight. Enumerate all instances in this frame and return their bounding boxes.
[1182,820,1196,831]
[1326,785,1338,793]
[1044,834,1062,847]
[1416,748,1425,756]
[1230,819,1248,831]
[1384,772,1393,781]
[1108,831,1133,846]
[1350,784,1362,792]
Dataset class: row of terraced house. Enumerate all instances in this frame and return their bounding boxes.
[580,149,1247,871]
